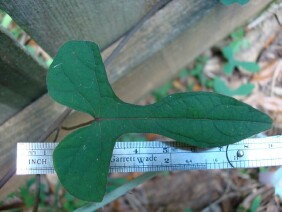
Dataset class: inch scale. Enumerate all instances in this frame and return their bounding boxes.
[17,136,282,175]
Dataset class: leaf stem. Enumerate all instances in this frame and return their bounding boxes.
[32,174,40,212]
[61,120,94,130]
[74,172,158,212]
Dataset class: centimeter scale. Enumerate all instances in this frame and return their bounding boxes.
[17,136,282,175]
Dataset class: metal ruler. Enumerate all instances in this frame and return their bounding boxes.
[17,136,282,175]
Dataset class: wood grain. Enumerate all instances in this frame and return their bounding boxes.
[0,0,156,56]
[0,27,47,124]
[0,94,65,200]
[110,0,272,103]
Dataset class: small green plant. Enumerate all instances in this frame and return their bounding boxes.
[229,28,250,52]
[250,195,262,212]
[47,41,272,202]
[153,82,172,101]
[1,178,48,210]
[214,27,259,96]
[222,28,260,75]
[213,77,254,96]
[220,0,250,5]
[176,56,212,92]
[20,179,36,208]
[222,46,260,75]
[185,56,210,88]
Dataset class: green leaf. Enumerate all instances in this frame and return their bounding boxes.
[230,28,245,40]
[178,68,190,80]
[220,0,249,5]
[117,133,146,141]
[250,195,261,212]
[222,46,259,74]
[222,46,234,60]
[190,63,203,76]
[223,62,235,75]
[229,39,250,53]
[47,41,272,202]
[229,28,250,53]
[47,42,118,117]
[20,187,34,208]
[153,82,172,101]
[214,77,254,96]
[235,61,260,73]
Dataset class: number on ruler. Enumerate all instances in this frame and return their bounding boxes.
[28,151,36,156]
[163,147,168,153]
[269,144,273,148]
[164,158,170,163]
[186,159,192,164]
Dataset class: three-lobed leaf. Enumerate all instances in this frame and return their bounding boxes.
[47,41,272,202]
[222,46,260,75]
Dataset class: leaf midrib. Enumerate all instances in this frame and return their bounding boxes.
[95,117,269,124]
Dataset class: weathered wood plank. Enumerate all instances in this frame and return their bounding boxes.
[0,86,29,122]
[0,27,47,124]
[0,0,156,56]
[106,0,218,84]
[0,94,66,200]
[109,0,272,103]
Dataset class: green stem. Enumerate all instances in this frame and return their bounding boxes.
[74,172,158,212]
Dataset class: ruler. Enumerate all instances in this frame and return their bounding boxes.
[17,136,282,175]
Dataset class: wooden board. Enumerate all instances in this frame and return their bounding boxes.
[0,94,66,200]
[108,0,272,103]
[0,0,156,56]
[106,0,218,84]
[0,27,47,124]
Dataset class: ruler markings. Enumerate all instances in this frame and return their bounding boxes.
[17,136,282,174]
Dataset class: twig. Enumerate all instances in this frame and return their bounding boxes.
[0,201,25,210]
[124,193,147,212]
[203,191,242,211]
[32,175,40,212]
[242,186,271,209]
[203,183,259,210]
[37,108,72,142]
[0,167,16,190]
[32,127,61,211]
[53,127,60,143]
[270,60,282,97]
